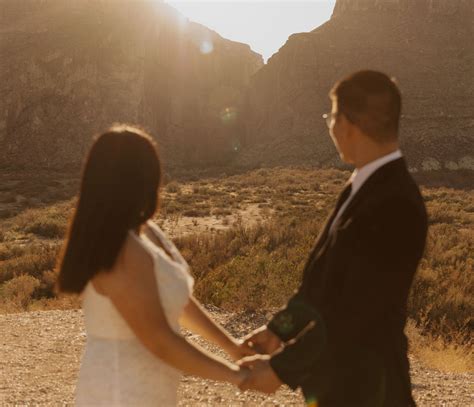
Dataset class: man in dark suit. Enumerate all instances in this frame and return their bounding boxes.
[238,70,428,407]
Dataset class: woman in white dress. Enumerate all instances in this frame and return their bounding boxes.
[56,125,254,406]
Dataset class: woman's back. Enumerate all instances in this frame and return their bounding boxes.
[75,222,194,406]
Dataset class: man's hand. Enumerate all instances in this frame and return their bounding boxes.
[226,338,258,361]
[237,355,282,394]
[243,325,283,355]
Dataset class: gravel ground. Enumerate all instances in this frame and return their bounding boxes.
[0,309,472,406]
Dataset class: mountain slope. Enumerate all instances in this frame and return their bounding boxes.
[239,0,474,171]
[0,0,263,170]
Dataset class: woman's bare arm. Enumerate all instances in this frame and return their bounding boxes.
[142,221,254,360]
[180,297,255,360]
[94,235,246,386]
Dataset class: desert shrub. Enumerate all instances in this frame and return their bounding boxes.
[0,244,59,284]
[161,200,183,215]
[0,244,25,261]
[405,319,473,373]
[183,208,211,217]
[177,185,473,346]
[9,202,72,238]
[176,216,321,305]
[165,181,181,194]
[25,219,66,238]
[0,193,16,204]
[0,275,41,310]
[0,209,12,220]
[212,208,232,217]
[408,223,473,342]
[193,185,217,196]
[176,194,196,205]
[0,167,471,350]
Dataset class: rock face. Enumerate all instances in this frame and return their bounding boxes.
[0,0,263,170]
[332,0,474,17]
[240,0,474,170]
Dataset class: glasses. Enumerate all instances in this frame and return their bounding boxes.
[322,112,336,128]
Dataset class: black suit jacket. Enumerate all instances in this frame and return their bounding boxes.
[268,158,428,407]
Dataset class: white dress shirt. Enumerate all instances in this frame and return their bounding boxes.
[329,149,403,234]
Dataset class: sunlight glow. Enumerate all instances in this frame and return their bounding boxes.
[176,12,189,30]
[166,1,336,62]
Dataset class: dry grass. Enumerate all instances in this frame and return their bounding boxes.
[0,167,472,372]
[405,320,473,373]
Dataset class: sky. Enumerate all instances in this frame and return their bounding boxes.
[166,1,336,62]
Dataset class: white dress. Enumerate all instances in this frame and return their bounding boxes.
[75,221,194,406]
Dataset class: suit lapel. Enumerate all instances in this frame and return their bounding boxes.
[337,157,407,226]
[301,157,408,295]
[302,182,352,278]
[304,158,406,277]
[313,182,352,251]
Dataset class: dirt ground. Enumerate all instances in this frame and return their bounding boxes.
[1,309,472,406]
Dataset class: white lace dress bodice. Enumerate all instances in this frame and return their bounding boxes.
[75,221,194,406]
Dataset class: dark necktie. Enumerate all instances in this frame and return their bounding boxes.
[319,181,353,242]
[334,181,353,214]
[300,180,353,283]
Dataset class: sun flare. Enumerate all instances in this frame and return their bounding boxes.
[166,1,336,61]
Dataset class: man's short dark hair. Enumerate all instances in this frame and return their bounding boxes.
[330,70,401,142]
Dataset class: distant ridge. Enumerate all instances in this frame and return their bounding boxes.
[1,0,472,173]
[238,0,474,171]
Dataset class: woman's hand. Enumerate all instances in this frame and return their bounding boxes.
[225,338,258,361]
[227,364,251,387]
[180,298,258,361]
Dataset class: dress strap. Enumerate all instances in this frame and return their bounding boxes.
[129,229,157,260]
[145,221,187,264]
[145,221,173,249]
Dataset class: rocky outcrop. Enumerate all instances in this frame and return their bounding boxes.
[239,0,473,170]
[332,0,474,17]
[0,0,263,170]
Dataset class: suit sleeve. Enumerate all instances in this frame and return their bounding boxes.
[270,198,427,390]
[267,290,319,342]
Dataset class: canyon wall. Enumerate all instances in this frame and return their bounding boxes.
[0,0,263,170]
[240,0,474,170]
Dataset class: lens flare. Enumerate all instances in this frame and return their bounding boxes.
[231,138,241,152]
[200,40,214,55]
[306,395,318,407]
[220,107,237,124]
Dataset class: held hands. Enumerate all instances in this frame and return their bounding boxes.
[237,355,283,394]
[228,363,251,388]
[226,338,258,361]
[242,325,283,355]
[232,326,284,394]
[228,325,284,393]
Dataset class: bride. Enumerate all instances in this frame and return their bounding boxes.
[56,125,254,406]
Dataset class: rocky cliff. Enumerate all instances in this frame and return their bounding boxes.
[240,0,474,170]
[332,0,474,17]
[0,0,263,170]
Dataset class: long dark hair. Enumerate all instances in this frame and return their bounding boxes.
[57,125,162,293]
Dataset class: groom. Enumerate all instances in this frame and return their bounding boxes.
[239,71,428,407]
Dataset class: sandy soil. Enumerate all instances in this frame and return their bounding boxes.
[1,309,472,406]
[159,203,272,239]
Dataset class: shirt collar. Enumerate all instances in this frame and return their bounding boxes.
[349,149,403,196]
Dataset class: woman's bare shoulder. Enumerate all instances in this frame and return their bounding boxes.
[92,232,154,295]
